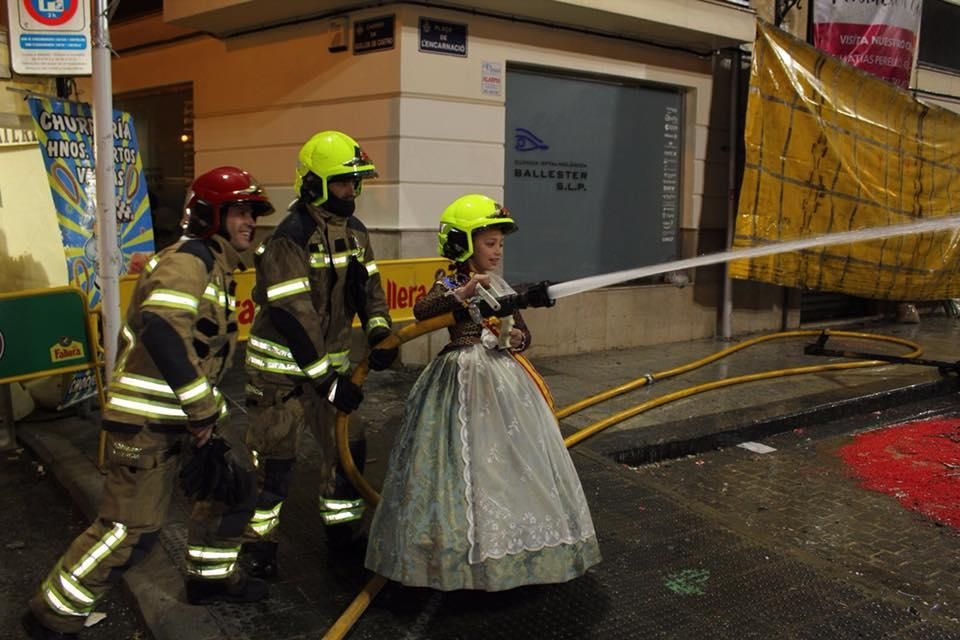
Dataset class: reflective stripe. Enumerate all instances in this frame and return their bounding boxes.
[113,374,176,398]
[42,579,90,617]
[255,244,266,255]
[144,289,200,312]
[144,255,160,274]
[250,518,279,536]
[309,252,329,268]
[248,336,295,360]
[330,251,359,268]
[365,261,379,275]
[251,503,282,522]
[188,561,236,579]
[329,350,350,374]
[70,522,128,579]
[176,378,212,403]
[266,278,310,301]
[320,509,364,524]
[213,388,227,420]
[320,498,365,511]
[246,352,303,375]
[227,295,237,312]
[57,571,95,605]
[303,356,330,379]
[249,503,282,537]
[366,316,390,334]
[203,284,227,307]
[320,496,365,524]
[187,546,240,562]
[107,394,188,419]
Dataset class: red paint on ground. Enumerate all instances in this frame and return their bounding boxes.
[838,417,960,529]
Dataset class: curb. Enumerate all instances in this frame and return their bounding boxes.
[581,376,960,465]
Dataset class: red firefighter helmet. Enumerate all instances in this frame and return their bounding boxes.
[183,166,274,239]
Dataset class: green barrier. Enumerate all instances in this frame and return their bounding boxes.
[0,286,107,454]
[0,286,103,385]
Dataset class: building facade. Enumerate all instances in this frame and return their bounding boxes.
[8,1,960,362]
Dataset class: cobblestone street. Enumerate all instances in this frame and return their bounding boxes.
[631,395,960,634]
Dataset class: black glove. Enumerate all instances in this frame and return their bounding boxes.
[344,255,370,316]
[179,441,211,499]
[180,437,253,506]
[367,327,398,371]
[317,374,364,413]
[514,281,555,308]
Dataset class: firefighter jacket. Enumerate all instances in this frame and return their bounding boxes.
[102,235,242,431]
[246,200,390,386]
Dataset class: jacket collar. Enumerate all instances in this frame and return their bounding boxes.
[303,200,347,228]
[209,234,246,271]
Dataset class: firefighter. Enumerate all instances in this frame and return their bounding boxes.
[23,167,275,640]
[241,130,396,579]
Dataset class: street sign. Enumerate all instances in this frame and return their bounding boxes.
[418,18,467,57]
[6,0,92,75]
[353,15,395,54]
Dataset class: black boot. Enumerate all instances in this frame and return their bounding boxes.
[326,528,369,585]
[240,541,278,579]
[21,612,78,640]
[185,570,268,605]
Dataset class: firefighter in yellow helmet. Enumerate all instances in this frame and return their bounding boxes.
[241,131,395,578]
[24,167,274,640]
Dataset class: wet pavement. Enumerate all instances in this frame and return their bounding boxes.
[9,315,960,639]
[0,444,150,640]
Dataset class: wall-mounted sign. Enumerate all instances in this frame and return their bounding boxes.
[0,126,37,147]
[6,0,91,75]
[419,17,467,57]
[481,61,502,96]
[354,15,395,54]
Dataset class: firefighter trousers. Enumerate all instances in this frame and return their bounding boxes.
[244,374,367,547]
[29,426,257,634]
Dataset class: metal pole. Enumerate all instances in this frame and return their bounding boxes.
[92,0,119,381]
[721,48,740,339]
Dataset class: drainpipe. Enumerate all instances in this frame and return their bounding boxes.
[721,48,740,340]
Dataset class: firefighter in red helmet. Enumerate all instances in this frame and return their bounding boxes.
[23,167,274,640]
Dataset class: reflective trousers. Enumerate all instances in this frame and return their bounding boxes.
[244,373,367,545]
[29,426,257,634]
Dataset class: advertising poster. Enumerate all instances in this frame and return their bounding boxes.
[812,0,922,88]
[27,96,154,408]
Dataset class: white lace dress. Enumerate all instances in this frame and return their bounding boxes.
[365,293,600,590]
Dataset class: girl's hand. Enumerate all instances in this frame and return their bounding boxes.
[456,273,490,300]
[508,328,525,349]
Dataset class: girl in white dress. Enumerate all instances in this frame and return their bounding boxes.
[365,194,600,591]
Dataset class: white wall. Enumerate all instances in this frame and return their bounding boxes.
[0,143,68,292]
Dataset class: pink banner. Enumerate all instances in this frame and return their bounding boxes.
[813,0,922,88]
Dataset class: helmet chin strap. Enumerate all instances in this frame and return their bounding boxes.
[323,191,356,217]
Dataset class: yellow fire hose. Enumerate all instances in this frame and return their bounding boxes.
[323,325,922,639]
[560,330,922,447]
